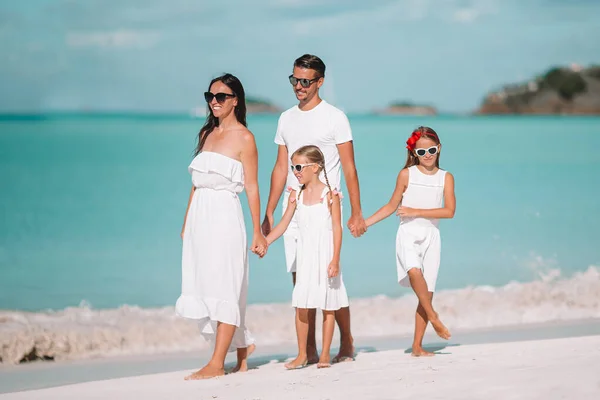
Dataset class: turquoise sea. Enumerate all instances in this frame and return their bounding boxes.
[1,114,599,311]
[1,113,600,363]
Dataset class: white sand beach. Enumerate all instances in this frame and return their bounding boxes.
[1,333,599,400]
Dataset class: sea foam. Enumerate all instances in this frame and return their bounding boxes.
[1,266,599,364]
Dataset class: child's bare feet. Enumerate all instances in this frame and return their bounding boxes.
[284,355,308,370]
[184,363,224,380]
[411,347,435,357]
[332,338,355,363]
[317,354,331,368]
[429,314,451,340]
[231,343,256,373]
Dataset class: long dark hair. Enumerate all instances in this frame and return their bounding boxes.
[404,126,441,169]
[194,73,247,156]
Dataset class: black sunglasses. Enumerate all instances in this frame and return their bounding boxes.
[289,75,321,88]
[204,92,236,104]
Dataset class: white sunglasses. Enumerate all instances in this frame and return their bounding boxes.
[415,146,439,157]
[291,163,316,172]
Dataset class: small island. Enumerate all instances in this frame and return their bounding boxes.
[374,101,437,116]
[246,96,281,114]
[477,64,600,115]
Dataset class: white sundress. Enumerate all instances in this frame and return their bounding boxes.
[175,151,254,351]
[292,187,349,311]
[396,165,446,292]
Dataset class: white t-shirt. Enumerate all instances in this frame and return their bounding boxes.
[274,100,353,191]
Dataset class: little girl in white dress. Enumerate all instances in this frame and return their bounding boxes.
[366,126,455,357]
[262,145,349,369]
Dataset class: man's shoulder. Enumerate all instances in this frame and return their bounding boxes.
[320,100,349,120]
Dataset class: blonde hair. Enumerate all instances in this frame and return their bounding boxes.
[291,145,332,200]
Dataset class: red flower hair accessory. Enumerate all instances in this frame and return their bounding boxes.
[406,130,421,151]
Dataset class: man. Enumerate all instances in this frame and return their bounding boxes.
[261,54,367,364]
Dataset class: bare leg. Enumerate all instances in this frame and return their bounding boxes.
[318,311,335,368]
[307,309,319,364]
[285,308,310,369]
[185,322,236,380]
[292,272,319,364]
[332,307,355,363]
[412,292,435,357]
[407,269,450,340]
[231,343,256,373]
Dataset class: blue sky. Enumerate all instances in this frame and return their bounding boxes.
[1,0,599,113]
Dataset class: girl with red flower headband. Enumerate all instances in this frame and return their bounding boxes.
[365,126,456,356]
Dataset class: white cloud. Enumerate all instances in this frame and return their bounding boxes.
[289,1,428,36]
[66,30,160,49]
[453,8,480,23]
[288,0,501,36]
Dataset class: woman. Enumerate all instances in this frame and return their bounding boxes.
[176,73,267,380]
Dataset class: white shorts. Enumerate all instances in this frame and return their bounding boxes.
[282,189,343,274]
[395,223,441,292]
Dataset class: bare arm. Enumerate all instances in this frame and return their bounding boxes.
[266,193,297,245]
[337,141,362,218]
[240,132,262,236]
[365,169,408,227]
[400,173,456,219]
[329,192,342,263]
[262,145,289,235]
[181,185,196,238]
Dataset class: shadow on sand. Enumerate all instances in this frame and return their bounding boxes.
[403,342,461,355]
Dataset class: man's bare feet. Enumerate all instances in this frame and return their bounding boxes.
[429,316,451,340]
[411,347,435,357]
[307,345,320,365]
[231,343,256,373]
[184,363,224,380]
[284,355,308,370]
[332,338,355,363]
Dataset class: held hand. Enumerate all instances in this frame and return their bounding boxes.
[327,261,340,278]
[347,214,367,238]
[397,206,419,218]
[251,234,268,258]
[261,214,273,236]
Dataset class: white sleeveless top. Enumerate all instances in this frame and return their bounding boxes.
[400,165,446,228]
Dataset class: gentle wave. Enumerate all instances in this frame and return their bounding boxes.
[1,266,599,364]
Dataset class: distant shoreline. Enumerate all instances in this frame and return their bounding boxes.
[2,111,600,121]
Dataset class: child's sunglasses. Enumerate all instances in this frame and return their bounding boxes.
[415,146,439,157]
[204,92,236,104]
[291,163,316,172]
[288,75,320,88]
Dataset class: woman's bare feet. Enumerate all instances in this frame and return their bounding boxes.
[429,315,451,340]
[411,347,435,357]
[184,363,224,380]
[284,355,308,370]
[231,343,256,373]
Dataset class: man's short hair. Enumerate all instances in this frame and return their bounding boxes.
[293,54,326,77]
